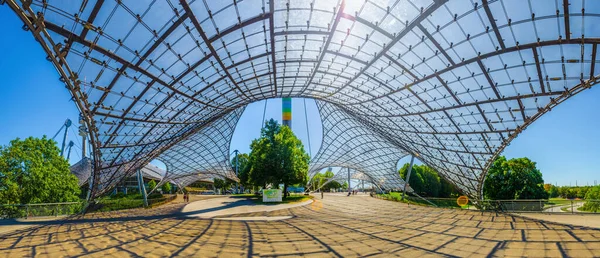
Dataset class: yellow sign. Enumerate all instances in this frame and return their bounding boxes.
[456,196,469,206]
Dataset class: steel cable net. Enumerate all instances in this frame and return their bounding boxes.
[315,167,408,193]
[309,100,409,191]
[6,0,600,199]
[157,107,244,188]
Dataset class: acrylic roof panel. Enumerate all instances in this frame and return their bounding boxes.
[6,0,600,199]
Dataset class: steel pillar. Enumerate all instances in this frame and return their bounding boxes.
[347,167,351,194]
[137,168,148,207]
[401,155,416,201]
[60,119,72,157]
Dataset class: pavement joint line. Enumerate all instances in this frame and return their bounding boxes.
[565,229,583,242]
[2,195,600,257]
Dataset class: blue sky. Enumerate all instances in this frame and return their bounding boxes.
[1,6,599,187]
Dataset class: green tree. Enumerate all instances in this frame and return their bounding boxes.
[247,119,309,198]
[399,164,424,195]
[483,156,548,200]
[581,186,600,212]
[577,187,589,199]
[309,169,342,191]
[322,170,342,190]
[231,153,250,187]
[547,185,559,198]
[420,166,441,197]
[161,182,172,194]
[148,179,157,191]
[398,164,457,197]
[247,119,280,188]
[310,172,325,190]
[0,136,80,204]
[213,178,234,193]
[275,125,309,197]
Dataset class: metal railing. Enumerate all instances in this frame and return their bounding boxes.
[1,195,179,219]
[0,202,85,219]
[374,194,600,214]
[90,194,178,212]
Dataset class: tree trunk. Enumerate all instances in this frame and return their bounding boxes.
[283,183,288,199]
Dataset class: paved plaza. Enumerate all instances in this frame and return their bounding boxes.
[1,195,599,257]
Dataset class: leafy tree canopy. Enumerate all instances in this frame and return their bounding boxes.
[0,136,80,204]
[148,179,157,191]
[398,163,458,197]
[247,119,309,197]
[582,186,600,212]
[483,156,547,200]
[231,152,250,187]
[161,182,172,194]
[213,177,234,192]
[310,168,342,191]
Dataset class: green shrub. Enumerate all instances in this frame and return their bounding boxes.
[161,182,172,194]
[581,186,600,212]
[147,192,163,199]
[112,192,126,199]
[148,180,157,191]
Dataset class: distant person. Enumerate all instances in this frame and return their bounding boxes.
[321,191,324,199]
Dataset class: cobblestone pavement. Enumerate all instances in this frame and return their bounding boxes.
[1,195,599,257]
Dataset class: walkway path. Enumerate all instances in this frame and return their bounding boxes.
[544,201,586,213]
[0,194,599,257]
[181,196,312,218]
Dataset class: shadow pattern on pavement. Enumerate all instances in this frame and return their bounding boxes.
[1,195,599,257]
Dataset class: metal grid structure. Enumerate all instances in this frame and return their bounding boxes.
[5,0,600,199]
[309,100,409,191]
[156,107,244,188]
[311,168,399,193]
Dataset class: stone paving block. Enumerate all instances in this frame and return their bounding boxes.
[1,195,599,257]
[493,242,563,257]
[560,242,600,257]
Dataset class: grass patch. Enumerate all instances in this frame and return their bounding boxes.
[230,194,258,198]
[561,206,572,212]
[90,193,173,212]
[545,198,572,206]
[376,192,467,209]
